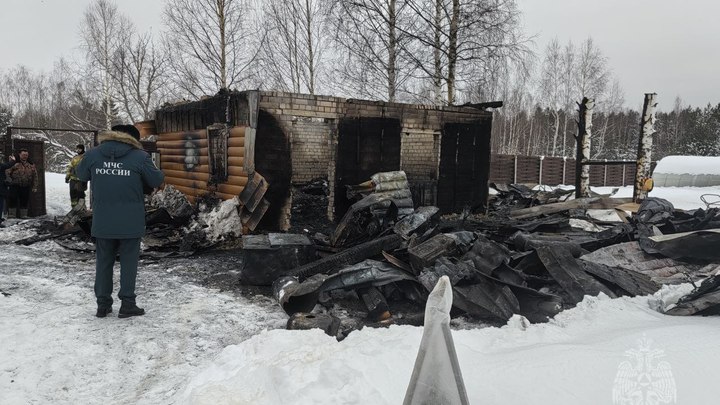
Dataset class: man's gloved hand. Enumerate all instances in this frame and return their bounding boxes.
[65,178,69,183]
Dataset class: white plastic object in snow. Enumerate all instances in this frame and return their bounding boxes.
[403,275,469,405]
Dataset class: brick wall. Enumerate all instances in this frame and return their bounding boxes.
[258,91,492,220]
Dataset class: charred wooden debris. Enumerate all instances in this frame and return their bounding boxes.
[259,172,720,339]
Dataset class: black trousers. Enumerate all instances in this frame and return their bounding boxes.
[69,180,87,203]
[8,185,31,210]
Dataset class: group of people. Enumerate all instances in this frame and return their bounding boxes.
[2,124,165,319]
[1,148,38,224]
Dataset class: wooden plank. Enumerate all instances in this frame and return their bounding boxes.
[245,127,256,174]
[243,198,269,231]
[156,138,245,148]
[509,197,634,219]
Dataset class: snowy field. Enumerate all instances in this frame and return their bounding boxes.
[2,173,720,404]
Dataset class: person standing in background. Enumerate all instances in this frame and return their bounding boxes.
[5,148,37,219]
[0,154,16,226]
[65,144,88,210]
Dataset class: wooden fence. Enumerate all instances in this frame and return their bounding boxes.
[488,154,640,187]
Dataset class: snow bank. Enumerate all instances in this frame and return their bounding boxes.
[181,289,720,405]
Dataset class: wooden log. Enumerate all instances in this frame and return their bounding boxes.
[229,126,246,138]
[161,170,249,186]
[164,176,207,190]
[157,130,206,141]
[159,147,210,155]
[161,155,210,165]
[157,139,209,148]
[157,137,244,151]
[509,197,634,220]
[228,156,245,167]
[159,147,245,158]
[215,183,245,196]
[169,184,239,201]
[160,162,247,176]
[162,169,211,181]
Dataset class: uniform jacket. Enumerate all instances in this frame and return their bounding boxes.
[5,160,37,188]
[66,154,85,182]
[76,131,164,239]
[0,161,15,196]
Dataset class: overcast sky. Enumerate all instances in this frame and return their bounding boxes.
[0,0,718,111]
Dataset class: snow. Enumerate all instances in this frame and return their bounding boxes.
[2,172,720,404]
[654,155,720,175]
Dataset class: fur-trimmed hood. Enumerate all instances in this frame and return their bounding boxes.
[98,130,143,150]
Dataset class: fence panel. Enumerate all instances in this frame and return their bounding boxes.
[489,154,515,184]
[541,157,565,185]
[516,155,540,183]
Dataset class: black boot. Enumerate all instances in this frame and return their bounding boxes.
[118,301,145,318]
[96,306,112,318]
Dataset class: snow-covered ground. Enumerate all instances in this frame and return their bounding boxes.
[2,173,720,404]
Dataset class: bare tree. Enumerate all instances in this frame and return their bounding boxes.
[539,38,563,156]
[80,0,133,129]
[327,0,414,101]
[574,37,609,101]
[257,0,327,94]
[112,32,170,122]
[402,0,530,105]
[164,0,259,98]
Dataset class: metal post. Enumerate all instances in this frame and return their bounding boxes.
[603,159,608,186]
[538,156,544,185]
[513,155,518,184]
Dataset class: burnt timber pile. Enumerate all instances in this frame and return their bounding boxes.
[247,173,720,339]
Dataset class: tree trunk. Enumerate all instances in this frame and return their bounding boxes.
[575,97,594,198]
[634,93,658,202]
[304,0,315,94]
[218,1,228,89]
[433,0,442,104]
[446,0,459,105]
[387,0,397,102]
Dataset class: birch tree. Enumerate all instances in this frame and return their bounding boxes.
[80,0,133,129]
[327,0,413,101]
[402,0,529,105]
[112,33,169,122]
[164,0,259,98]
[257,0,327,94]
[574,37,609,101]
[539,38,563,156]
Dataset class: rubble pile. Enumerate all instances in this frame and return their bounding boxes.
[265,172,720,339]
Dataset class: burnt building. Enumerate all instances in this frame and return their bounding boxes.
[152,90,494,231]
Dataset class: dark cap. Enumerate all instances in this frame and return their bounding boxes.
[111,124,141,141]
